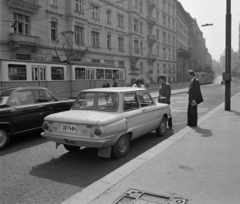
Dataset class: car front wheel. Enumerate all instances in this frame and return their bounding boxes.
[64,144,80,152]
[112,134,130,159]
[0,128,10,151]
[156,116,167,137]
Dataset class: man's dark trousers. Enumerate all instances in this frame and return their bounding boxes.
[187,103,198,126]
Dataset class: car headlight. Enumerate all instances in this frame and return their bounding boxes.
[42,122,49,130]
[94,128,102,136]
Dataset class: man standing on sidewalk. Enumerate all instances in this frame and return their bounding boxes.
[158,75,172,129]
[186,70,203,127]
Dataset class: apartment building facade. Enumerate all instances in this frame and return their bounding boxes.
[0,0,179,85]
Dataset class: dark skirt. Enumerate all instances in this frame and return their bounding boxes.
[187,103,198,126]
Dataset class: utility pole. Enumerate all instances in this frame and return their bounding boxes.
[224,0,231,110]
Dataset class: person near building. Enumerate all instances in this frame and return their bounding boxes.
[112,78,118,87]
[158,75,172,129]
[132,78,145,88]
[186,70,203,127]
[102,80,110,88]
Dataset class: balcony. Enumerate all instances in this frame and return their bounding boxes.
[147,54,156,65]
[9,33,40,51]
[147,34,156,46]
[7,0,41,13]
[177,47,191,58]
[147,16,157,26]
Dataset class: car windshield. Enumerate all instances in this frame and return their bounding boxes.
[72,92,118,112]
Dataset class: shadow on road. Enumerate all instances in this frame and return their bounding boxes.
[193,127,213,137]
[0,131,48,157]
[29,131,174,188]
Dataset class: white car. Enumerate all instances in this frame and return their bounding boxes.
[41,88,171,158]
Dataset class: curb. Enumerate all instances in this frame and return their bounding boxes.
[62,84,232,204]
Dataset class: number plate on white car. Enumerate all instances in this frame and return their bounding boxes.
[61,124,77,133]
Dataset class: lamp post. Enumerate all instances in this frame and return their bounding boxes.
[224,0,231,111]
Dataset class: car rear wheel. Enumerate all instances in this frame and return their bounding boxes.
[156,116,167,137]
[0,128,10,151]
[112,134,130,159]
[64,144,80,152]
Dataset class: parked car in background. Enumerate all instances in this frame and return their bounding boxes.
[41,87,171,159]
[0,87,74,150]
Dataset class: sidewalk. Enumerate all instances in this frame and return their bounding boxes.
[62,88,240,204]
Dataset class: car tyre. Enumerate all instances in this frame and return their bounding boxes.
[112,134,130,159]
[0,128,10,151]
[156,116,167,137]
[64,144,80,152]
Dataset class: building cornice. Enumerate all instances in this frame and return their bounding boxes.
[45,9,64,17]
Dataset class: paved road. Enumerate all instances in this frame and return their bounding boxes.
[1,82,240,204]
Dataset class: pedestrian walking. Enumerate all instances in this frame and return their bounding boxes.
[102,80,110,88]
[112,78,118,87]
[132,78,145,88]
[186,70,203,127]
[158,75,172,129]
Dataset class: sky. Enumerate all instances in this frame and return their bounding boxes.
[179,0,240,61]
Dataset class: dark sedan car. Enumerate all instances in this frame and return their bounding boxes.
[0,87,74,150]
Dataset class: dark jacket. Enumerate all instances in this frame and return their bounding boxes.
[112,81,118,87]
[188,77,203,104]
[158,83,171,105]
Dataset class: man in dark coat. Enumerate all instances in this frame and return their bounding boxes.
[186,70,203,127]
[102,80,110,88]
[158,75,172,129]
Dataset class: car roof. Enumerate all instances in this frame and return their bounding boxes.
[0,86,48,95]
[82,87,146,93]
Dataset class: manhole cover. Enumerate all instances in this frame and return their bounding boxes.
[113,189,187,204]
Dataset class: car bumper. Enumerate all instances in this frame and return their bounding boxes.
[41,132,120,148]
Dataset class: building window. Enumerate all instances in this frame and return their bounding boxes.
[172,4,175,16]
[163,64,166,73]
[133,0,138,9]
[157,64,160,74]
[140,22,143,34]
[168,48,171,59]
[157,29,159,40]
[118,37,124,52]
[140,62,143,74]
[172,19,175,29]
[91,4,99,19]
[139,2,143,13]
[163,0,166,10]
[75,0,83,12]
[75,25,84,44]
[91,31,100,48]
[168,33,171,44]
[157,45,159,57]
[118,15,124,28]
[168,16,171,28]
[134,19,139,32]
[118,61,125,68]
[162,13,166,25]
[107,33,111,50]
[8,64,27,80]
[140,41,143,54]
[13,13,30,35]
[92,59,101,63]
[156,11,159,22]
[168,2,170,13]
[107,10,111,24]
[172,35,175,45]
[173,48,175,60]
[134,40,139,54]
[51,21,58,41]
[148,45,152,54]
[50,0,57,6]
[163,47,166,59]
[51,67,64,80]
[163,31,166,43]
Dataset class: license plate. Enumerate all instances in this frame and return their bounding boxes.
[61,124,77,133]
[64,139,76,145]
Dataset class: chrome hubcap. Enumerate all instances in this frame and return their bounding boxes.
[118,135,128,152]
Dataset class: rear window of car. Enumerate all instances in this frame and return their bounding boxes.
[72,92,118,112]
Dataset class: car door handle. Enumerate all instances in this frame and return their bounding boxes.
[39,112,43,115]
[142,109,146,112]
[48,107,53,109]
